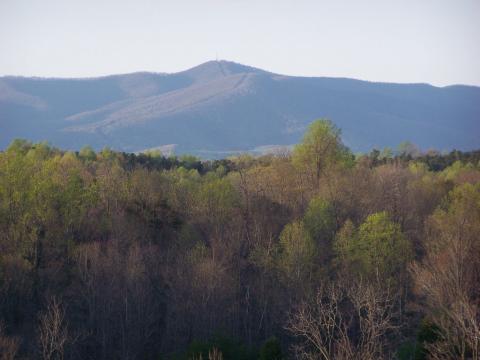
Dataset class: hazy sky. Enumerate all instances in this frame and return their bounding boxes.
[1,0,479,86]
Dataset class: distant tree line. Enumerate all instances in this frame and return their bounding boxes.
[365,143,480,172]
[0,120,479,359]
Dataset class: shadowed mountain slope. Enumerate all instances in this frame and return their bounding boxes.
[1,60,479,155]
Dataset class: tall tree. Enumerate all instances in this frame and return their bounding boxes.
[292,119,350,187]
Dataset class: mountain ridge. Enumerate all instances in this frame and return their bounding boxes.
[4,60,477,88]
[1,60,479,156]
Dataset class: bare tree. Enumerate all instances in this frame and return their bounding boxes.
[189,347,223,360]
[38,297,69,360]
[208,347,223,360]
[286,282,398,360]
[411,183,480,360]
[0,321,19,360]
[347,284,398,359]
[412,252,480,360]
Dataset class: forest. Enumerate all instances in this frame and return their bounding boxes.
[0,120,479,360]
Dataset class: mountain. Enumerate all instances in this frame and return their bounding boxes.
[1,60,479,156]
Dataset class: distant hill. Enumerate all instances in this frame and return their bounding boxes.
[1,60,479,156]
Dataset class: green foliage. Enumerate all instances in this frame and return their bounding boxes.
[415,149,480,171]
[79,145,96,161]
[180,154,202,168]
[396,319,442,360]
[277,221,317,281]
[292,119,350,182]
[434,182,480,234]
[6,139,32,155]
[187,336,254,360]
[303,197,336,264]
[335,212,412,281]
[99,146,116,161]
[303,197,335,242]
[196,177,239,224]
[25,142,54,161]
[397,141,420,158]
[441,160,476,181]
[380,147,393,160]
[0,137,479,359]
[396,341,416,360]
[408,161,429,175]
[259,336,282,360]
[333,219,355,258]
[414,319,441,360]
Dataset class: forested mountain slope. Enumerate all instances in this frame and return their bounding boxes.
[1,61,479,155]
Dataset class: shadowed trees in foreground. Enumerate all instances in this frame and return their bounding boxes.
[0,121,479,359]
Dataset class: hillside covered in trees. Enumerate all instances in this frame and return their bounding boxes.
[1,120,479,359]
[2,60,480,155]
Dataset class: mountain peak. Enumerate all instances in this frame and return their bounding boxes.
[183,60,264,82]
[1,62,479,154]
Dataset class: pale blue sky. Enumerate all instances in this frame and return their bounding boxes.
[1,0,479,86]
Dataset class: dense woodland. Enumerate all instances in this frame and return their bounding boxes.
[0,120,479,360]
